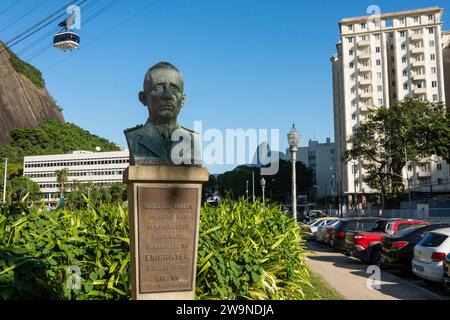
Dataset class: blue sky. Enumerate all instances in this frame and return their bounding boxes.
[1,0,449,173]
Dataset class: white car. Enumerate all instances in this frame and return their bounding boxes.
[412,227,450,283]
[302,218,339,240]
[316,219,340,243]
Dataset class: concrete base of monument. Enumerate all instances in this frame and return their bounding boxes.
[123,166,209,300]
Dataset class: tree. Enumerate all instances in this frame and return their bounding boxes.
[55,168,69,199]
[345,99,450,206]
[10,176,40,202]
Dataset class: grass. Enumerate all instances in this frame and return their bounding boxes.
[303,268,345,300]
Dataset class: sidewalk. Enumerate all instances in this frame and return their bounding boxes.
[305,242,444,300]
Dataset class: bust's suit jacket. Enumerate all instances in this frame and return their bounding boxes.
[124,120,201,166]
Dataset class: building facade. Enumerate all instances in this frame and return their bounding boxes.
[287,138,336,199]
[23,150,130,205]
[332,7,450,207]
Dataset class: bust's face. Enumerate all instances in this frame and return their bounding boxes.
[141,68,185,125]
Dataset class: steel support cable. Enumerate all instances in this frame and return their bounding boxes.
[0,0,47,33]
[0,0,21,16]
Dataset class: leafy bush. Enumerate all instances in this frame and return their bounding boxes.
[0,200,131,300]
[196,198,318,300]
[0,198,327,300]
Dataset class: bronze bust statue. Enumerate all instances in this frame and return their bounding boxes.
[124,62,201,166]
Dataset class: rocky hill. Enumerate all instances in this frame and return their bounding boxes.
[0,42,64,146]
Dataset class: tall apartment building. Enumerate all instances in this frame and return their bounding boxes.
[286,138,336,199]
[23,150,130,206]
[332,7,450,207]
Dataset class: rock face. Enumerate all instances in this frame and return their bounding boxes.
[0,42,64,146]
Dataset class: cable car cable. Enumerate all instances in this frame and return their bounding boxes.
[0,0,47,33]
[44,0,160,71]
[4,0,82,46]
[0,0,21,16]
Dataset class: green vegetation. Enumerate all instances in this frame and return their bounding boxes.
[0,120,120,165]
[346,99,450,206]
[0,197,337,300]
[1,41,45,89]
[196,198,321,300]
[213,160,314,203]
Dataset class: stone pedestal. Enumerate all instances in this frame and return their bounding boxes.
[123,166,209,300]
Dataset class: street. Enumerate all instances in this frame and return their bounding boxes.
[305,241,450,300]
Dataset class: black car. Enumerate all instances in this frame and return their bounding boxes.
[380,223,450,271]
[444,252,450,293]
[331,218,380,251]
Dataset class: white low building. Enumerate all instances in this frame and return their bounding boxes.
[23,150,130,205]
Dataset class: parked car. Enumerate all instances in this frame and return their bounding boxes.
[443,252,450,292]
[381,223,450,271]
[331,218,380,252]
[301,217,339,240]
[346,219,429,265]
[317,219,341,243]
[412,227,450,283]
[324,221,339,245]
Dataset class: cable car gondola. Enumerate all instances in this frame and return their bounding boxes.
[53,18,80,51]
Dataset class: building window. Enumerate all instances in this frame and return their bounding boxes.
[428,27,434,34]
[350,62,354,68]
[403,70,408,76]
[408,165,413,172]
[438,178,443,186]
[403,83,409,90]
[413,16,419,23]
[348,24,353,31]
[348,37,354,43]
[432,81,437,88]
[349,49,354,56]
[401,44,406,50]
[375,34,381,40]
[399,18,405,24]
[377,85,383,92]
[361,23,366,29]
[376,46,381,53]
[437,163,443,171]
[433,94,438,101]
[429,40,435,47]
[402,57,407,63]
[431,67,437,74]
[400,31,406,37]
[378,98,383,105]
[431,54,436,60]
[376,59,381,66]
[428,14,435,21]
[352,113,356,120]
[377,72,382,79]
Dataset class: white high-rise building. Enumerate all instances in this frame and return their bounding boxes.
[23,150,129,206]
[332,7,450,207]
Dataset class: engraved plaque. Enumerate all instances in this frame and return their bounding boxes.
[137,186,198,294]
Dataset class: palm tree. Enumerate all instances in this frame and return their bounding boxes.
[55,168,69,199]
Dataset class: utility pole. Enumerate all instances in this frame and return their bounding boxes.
[252,171,255,203]
[2,158,7,205]
[353,162,357,210]
[404,148,412,215]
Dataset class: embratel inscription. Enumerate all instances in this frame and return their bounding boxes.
[137,187,198,294]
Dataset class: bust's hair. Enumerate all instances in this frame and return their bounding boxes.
[144,62,183,90]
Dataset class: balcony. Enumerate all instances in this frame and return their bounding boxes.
[410,46,424,55]
[411,60,425,68]
[358,52,371,60]
[417,171,431,178]
[411,73,426,81]
[358,78,372,86]
[413,87,427,95]
[358,65,371,73]
[357,40,370,48]
[410,34,423,42]
[359,91,373,99]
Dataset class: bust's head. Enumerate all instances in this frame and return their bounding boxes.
[139,62,186,126]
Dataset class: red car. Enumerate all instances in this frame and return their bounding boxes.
[345,219,429,265]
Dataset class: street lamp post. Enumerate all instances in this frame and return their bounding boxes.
[246,180,249,200]
[288,124,301,220]
[2,158,7,205]
[260,178,266,206]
